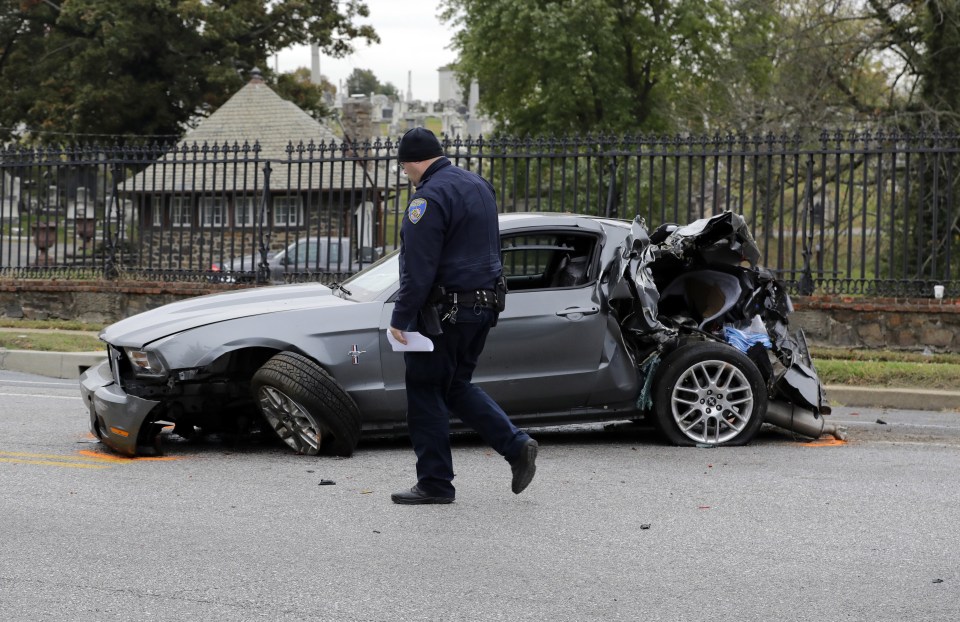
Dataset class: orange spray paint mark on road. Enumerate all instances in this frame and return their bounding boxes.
[800,438,848,447]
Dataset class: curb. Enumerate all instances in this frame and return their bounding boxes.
[825,385,959,413]
[0,350,957,414]
[0,349,106,379]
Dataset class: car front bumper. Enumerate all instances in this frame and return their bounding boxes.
[79,359,161,456]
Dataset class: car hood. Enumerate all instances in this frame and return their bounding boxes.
[101,283,346,347]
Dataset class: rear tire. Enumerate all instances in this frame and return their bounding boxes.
[251,352,361,456]
[652,342,767,446]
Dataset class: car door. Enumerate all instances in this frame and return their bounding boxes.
[473,230,611,413]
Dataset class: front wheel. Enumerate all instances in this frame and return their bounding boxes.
[652,342,767,446]
[251,352,361,456]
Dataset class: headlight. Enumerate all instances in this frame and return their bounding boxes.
[124,348,168,377]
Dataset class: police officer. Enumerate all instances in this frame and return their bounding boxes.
[389,127,538,505]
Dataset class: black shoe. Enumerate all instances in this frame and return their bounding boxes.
[511,439,538,494]
[391,485,454,505]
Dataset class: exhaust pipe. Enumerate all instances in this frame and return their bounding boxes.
[765,401,847,441]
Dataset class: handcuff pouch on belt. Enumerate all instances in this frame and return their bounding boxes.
[416,285,446,336]
[494,274,508,313]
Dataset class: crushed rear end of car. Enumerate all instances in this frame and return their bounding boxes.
[608,211,844,444]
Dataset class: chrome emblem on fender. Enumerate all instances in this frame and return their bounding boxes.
[348,344,366,365]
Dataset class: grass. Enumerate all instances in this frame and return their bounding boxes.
[0,331,104,352]
[814,359,960,390]
[0,318,105,352]
[0,318,105,332]
[810,346,960,365]
[809,346,960,390]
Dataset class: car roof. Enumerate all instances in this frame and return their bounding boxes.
[498,212,631,231]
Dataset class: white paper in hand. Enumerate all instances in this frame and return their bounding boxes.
[386,330,435,352]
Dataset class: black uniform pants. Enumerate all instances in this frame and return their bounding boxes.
[404,306,530,498]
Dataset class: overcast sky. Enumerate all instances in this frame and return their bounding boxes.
[274,0,457,102]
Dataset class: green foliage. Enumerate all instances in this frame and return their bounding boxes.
[0,0,378,143]
[811,347,960,390]
[814,358,960,390]
[441,0,734,136]
[438,0,960,138]
[753,2,893,131]
[0,318,105,332]
[919,3,960,129]
[0,330,104,353]
[811,347,960,366]
[344,68,399,99]
[275,68,335,121]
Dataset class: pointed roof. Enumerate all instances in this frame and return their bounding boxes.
[124,70,389,193]
[181,68,339,156]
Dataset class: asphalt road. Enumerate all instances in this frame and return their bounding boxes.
[1,370,959,621]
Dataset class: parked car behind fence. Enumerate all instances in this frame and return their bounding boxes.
[210,236,378,284]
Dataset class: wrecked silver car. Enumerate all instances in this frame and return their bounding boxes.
[79,211,843,457]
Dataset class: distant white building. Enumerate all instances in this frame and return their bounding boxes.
[332,66,494,139]
[438,66,463,104]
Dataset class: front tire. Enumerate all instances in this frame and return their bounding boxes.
[251,352,361,456]
[652,342,767,446]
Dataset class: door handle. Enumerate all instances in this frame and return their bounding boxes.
[556,306,599,318]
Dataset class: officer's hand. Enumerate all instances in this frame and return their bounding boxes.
[389,326,408,345]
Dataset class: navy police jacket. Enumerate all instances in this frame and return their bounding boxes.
[390,157,502,330]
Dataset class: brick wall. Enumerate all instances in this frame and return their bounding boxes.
[1,281,958,352]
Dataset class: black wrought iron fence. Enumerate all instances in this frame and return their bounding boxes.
[1,132,957,297]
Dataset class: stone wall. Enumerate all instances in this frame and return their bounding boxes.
[0,280,253,326]
[136,211,348,270]
[1,281,958,353]
[789,296,959,352]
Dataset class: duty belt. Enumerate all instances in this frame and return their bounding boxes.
[443,289,498,308]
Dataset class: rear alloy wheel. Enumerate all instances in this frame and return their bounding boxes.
[251,352,361,456]
[652,342,767,446]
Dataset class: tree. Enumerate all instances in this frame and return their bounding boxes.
[440,0,736,136]
[859,0,960,131]
[860,1,960,285]
[724,1,960,287]
[685,0,960,135]
[275,67,336,121]
[0,0,378,143]
[344,67,399,99]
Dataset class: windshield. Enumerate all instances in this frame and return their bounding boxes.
[342,250,400,301]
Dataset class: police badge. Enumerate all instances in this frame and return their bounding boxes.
[407,198,427,224]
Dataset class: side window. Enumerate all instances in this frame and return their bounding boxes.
[501,232,597,291]
[151,195,163,227]
[327,241,342,264]
[200,197,224,228]
[273,196,302,227]
[170,196,192,228]
[234,195,257,227]
[284,241,317,268]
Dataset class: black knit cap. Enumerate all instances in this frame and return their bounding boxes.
[397,127,444,163]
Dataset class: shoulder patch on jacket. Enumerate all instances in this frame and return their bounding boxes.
[407,198,427,224]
